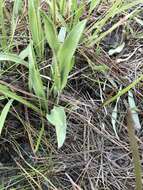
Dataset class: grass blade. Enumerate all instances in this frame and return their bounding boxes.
[59,0,66,15]
[28,41,47,111]
[127,108,142,190]
[0,53,28,66]
[72,2,85,25]
[11,0,23,44]
[111,95,120,139]
[0,99,13,135]
[41,11,59,53]
[89,0,101,14]
[28,0,44,57]
[57,19,86,90]
[0,84,41,113]
[0,0,7,49]
[103,74,143,106]
[128,91,141,130]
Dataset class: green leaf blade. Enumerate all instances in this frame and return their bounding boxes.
[0,53,28,66]
[28,0,44,57]
[47,106,67,148]
[58,20,86,68]
[57,19,86,90]
[128,90,141,130]
[28,42,47,111]
[41,10,59,53]
[0,83,40,113]
[0,99,13,135]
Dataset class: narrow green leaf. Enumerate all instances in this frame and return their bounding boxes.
[103,75,143,107]
[0,0,7,49]
[111,92,121,139]
[128,91,141,130]
[57,19,86,90]
[35,121,45,153]
[73,2,85,25]
[41,10,59,53]
[135,17,143,26]
[28,0,44,57]
[71,0,78,12]
[28,42,47,111]
[0,99,13,135]
[127,109,142,190]
[58,20,86,66]
[47,106,67,148]
[0,53,28,66]
[11,0,23,43]
[0,83,40,113]
[59,0,66,15]
[89,0,101,14]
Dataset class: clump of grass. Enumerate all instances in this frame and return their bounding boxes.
[0,0,142,148]
[0,1,143,189]
[42,11,86,93]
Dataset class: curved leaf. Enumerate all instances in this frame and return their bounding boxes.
[0,99,13,135]
[0,53,28,66]
[47,106,67,148]
[41,11,59,53]
[57,19,86,90]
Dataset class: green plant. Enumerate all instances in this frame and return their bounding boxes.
[42,11,86,93]
[0,0,142,151]
[0,0,7,50]
[28,0,44,57]
[0,99,13,134]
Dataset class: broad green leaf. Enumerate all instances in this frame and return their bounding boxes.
[41,11,59,53]
[58,19,86,68]
[0,83,41,113]
[128,90,141,130]
[47,106,67,148]
[57,19,86,90]
[0,99,13,135]
[28,0,44,57]
[0,53,28,66]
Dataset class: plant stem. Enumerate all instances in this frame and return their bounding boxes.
[127,108,142,190]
